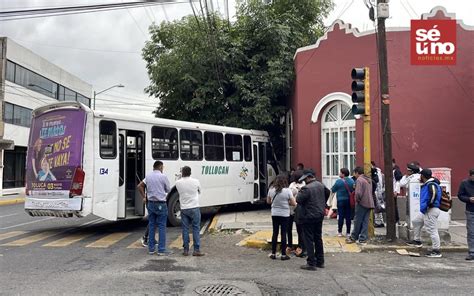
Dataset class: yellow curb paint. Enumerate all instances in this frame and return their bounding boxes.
[1,231,57,246]
[43,233,92,247]
[237,230,272,247]
[208,213,220,232]
[85,232,131,248]
[127,239,144,249]
[0,197,25,206]
[0,231,28,242]
[169,235,193,249]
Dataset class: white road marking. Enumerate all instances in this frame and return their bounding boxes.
[0,213,19,219]
[0,217,55,230]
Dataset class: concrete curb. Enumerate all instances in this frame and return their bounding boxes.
[208,212,220,233]
[0,197,25,206]
[360,244,469,253]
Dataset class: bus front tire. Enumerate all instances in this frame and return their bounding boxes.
[167,192,181,227]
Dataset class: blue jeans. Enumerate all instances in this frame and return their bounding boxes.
[337,200,352,235]
[351,204,371,242]
[181,207,201,252]
[467,211,474,257]
[147,201,168,253]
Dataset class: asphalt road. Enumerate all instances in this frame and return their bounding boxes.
[1,203,472,296]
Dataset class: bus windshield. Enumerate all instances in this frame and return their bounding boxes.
[25,108,86,196]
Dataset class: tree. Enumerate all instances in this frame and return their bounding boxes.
[142,0,333,158]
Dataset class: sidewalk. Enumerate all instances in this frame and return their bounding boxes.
[210,209,469,253]
[0,193,26,206]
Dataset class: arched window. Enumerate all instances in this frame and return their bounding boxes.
[321,101,356,188]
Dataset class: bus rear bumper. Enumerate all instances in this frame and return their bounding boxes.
[24,197,84,218]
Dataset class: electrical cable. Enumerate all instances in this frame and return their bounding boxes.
[296,0,355,75]
[0,1,191,21]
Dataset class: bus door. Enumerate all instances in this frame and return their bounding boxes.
[119,129,145,217]
[253,142,268,199]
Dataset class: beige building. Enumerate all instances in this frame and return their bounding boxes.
[0,37,92,195]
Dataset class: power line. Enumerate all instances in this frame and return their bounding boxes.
[0,1,191,22]
[296,0,355,75]
[11,38,141,55]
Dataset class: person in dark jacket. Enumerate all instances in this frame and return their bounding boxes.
[458,168,474,261]
[296,169,326,271]
[406,169,442,258]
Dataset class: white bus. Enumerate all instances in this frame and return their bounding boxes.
[24,102,279,226]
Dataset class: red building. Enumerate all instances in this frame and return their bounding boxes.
[289,7,473,192]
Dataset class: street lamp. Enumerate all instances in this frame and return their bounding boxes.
[93,84,124,110]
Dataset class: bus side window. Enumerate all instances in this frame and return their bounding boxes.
[152,126,178,160]
[244,135,252,162]
[180,129,203,161]
[225,134,242,161]
[204,131,224,161]
[99,120,117,159]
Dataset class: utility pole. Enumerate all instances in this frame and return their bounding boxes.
[376,0,396,241]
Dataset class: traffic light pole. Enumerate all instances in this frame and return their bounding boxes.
[363,68,374,238]
[376,0,396,241]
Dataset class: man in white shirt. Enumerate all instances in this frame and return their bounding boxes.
[175,166,204,257]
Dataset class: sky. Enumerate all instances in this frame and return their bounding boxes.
[0,0,472,117]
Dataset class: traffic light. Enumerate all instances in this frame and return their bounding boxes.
[351,67,370,116]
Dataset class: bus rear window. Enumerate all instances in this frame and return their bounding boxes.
[100,120,117,159]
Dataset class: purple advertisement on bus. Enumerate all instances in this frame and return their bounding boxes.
[26,109,86,195]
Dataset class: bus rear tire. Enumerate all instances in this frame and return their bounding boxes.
[167,192,181,227]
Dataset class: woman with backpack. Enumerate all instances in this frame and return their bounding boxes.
[267,174,297,260]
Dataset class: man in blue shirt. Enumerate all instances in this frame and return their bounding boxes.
[406,168,442,258]
[138,160,172,255]
[331,168,355,237]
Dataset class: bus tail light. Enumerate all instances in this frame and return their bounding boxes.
[70,167,85,197]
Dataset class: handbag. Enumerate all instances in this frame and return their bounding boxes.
[342,179,356,209]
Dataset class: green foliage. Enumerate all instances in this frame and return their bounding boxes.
[142,0,333,157]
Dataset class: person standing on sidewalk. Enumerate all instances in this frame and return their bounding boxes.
[406,169,442,258]
[267,175,296,260]
[457,168,474,261]
[175,166,205,257]
[331,168,354,238]
[297,169,326,270]
[138,160,172,256]
[392,159,403,224]
[346,167,374,245]
[289,170,305,256]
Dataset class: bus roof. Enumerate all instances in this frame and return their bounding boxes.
[32,102,270,138]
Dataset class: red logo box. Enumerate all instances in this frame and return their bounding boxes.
[411,19,456,65]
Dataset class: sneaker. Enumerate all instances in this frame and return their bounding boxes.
[357,240,367,245]
[281,255,290,261]
[425,250,442,258]
[157,250,174,256]
[269,254,276,260]
[406,240,423,248]
[192,251,205,257]
[316,263,325,268]
[346,237,356,244]
[183,250,189,256]
[465,255,474,261]
[141,237,148,247]
[300,264,317,271]
[337,232,343,237]
[148,251,155,255]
